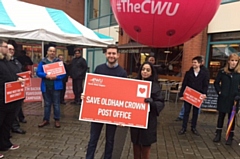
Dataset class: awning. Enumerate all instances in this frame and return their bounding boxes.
[118,42,150,53]
[0,0,114,47]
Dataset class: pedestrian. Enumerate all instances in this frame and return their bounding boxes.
[58,54,69,105]
[8,44,26,134]
[85,44,127,159]
[37,46,66,128]
[130,61,165,159]
[0,39,22,156]
[178,56,209,136]
[70,49,87,105]
[213,53,240,145]
[175,56,209,122]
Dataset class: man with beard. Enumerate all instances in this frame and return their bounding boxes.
[85,45,127,159]
[0,39,22,157]
[70,49,87,105]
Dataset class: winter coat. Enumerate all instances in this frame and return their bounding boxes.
[36,57,66,92]
[179,67,209,98]
[214,69,240,113]
[0,53,19,106]
[130,82,165,146]
[70,56,87,80]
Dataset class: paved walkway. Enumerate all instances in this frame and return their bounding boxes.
[1,101,240,159]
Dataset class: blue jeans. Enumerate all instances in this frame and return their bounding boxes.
[86,122,117,159]
[42,88,61,121]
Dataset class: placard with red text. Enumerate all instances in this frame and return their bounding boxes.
[5,81,25,103]
[79,73,152,129]
[183,86,203,108]
[17,71,31,87]
[43,61,66,76]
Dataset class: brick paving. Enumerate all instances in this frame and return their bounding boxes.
[1,101,240,159]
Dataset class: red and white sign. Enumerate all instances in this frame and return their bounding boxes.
[43,61,66,76]
[183,86,204,108]
[79,73,152,129]
[17,71,31,87]
[5,81,25,103]
[24,78,74,102]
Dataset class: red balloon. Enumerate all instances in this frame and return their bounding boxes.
[111,0,221,47]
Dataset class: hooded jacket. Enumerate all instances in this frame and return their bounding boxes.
[36,57,66,92]
[0,52,19,106]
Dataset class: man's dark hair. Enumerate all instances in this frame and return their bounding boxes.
[0,39,7,45]
[192,56,203,64]
[74,48,82,54]
[103,44,118,53]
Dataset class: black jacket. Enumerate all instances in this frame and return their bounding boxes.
[70,56,87,80]
[179,67,209,97]
[0,53,19,106]
[214,69,240,113]
[130,82,165,145]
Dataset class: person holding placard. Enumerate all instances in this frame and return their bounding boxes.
[178,56,209,136]
[130,61,165,159]
[8,44,26,134]
[85,44,127,159]
[213,53,240,145]
[37,46,66,128]
[0,39,23,154]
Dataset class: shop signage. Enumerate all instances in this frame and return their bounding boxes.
[79,73,152,129]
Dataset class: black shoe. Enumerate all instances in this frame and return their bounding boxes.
[191,128,200,136]
[12,128,26,134]
[19,119,27,123]
[225,136,233,145]
[175,117,183,121]
[178,128,186,135]
[60,101,66,105]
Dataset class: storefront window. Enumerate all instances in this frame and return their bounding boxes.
[208,32,240,79]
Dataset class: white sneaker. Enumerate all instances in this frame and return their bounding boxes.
[9,144,19,150]
[0,154,4,158]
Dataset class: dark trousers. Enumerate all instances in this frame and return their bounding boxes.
[0,102,17,150]
[12,100,22,130]
[72,79,83,103]
[18,105,25,121]
[182,101,199,129]
[60,82,67,103]
[86,123,117,159]
[216,112,235,131]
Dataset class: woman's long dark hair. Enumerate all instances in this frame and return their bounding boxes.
[136,61,158,82]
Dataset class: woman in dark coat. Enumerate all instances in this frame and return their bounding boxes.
[130,61,165,159]
[213,53,240,145]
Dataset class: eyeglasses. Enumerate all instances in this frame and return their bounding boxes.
[9,48,15,51]
[0,45,8,49]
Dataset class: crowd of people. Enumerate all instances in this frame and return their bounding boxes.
[1,39,240,159]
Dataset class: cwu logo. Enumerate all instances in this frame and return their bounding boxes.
[117,0,180,16]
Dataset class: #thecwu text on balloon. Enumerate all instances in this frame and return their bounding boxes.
[111,0,221,47]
